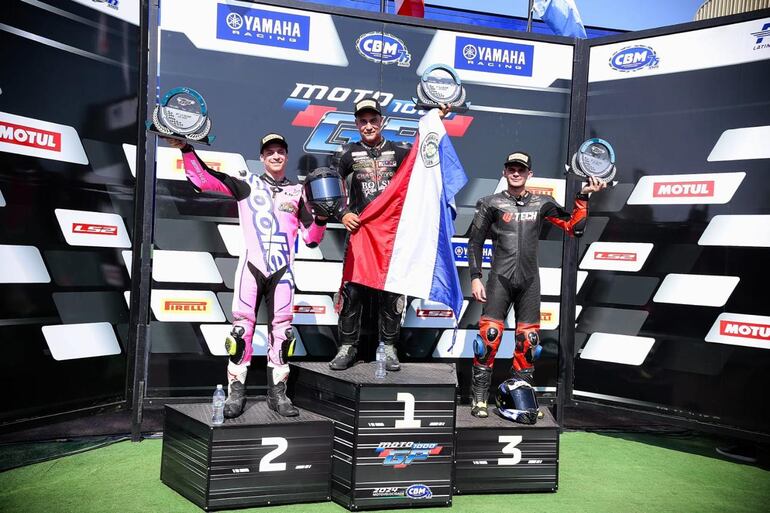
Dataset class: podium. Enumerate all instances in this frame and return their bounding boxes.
[161,401,333,511]
[291,361,457,510]
[454,405,559,494]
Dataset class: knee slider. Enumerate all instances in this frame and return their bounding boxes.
[475,317,504,364]
[280,328,296,364]
[516,327,541,363]
[226,326,247,365]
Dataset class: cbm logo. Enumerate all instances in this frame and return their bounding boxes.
[405,484,433,499]
[609,45,659,72]
[356,32,411,67]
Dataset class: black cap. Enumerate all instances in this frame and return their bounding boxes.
[260,133,288,153]
[354,97,382,117]
[504,151,532,169]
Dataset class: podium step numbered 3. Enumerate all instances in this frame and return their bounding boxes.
[160,362,559,511]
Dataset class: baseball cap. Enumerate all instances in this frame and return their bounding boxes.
[354,97,382,117]
[260,133,288,153]
[504,151,532,169]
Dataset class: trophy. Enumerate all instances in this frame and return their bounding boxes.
[413,64,469,112]
[569,138,616,183]
[146,87,215,145]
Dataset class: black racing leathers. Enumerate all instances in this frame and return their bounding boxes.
[332,139,411,219]
[468,189,589,376]
[332,138,412,348]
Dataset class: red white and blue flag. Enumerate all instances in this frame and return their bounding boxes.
[396,0,425,18]
[341,109,468,319]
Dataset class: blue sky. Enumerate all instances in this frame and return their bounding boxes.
[432,0,706,30]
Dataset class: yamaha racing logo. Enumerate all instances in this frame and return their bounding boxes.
[216,3,310,50]
[609,45,659,72]
[356,32,411,67]
[454,36,534,76]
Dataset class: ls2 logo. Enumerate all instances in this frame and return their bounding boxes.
[356,32,411,67]
[609,45,659,72]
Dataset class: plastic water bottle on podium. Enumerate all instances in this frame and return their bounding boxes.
[375,341,387,379]
[212,384,225,425]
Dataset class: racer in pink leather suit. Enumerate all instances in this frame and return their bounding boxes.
[171,133,326,417]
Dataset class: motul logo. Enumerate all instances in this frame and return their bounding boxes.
[164,300,207,311]
[527,186,554,197]
[416,309,453,318]
[72,223,118,235]
[653,181,714,197]
[720,320,770,340]
[176,159,221,171]
[595,251,637,261]
[293,305,325,314]
[540,312,552,321]
[0,121,61,151]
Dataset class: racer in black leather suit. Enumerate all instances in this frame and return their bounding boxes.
[328,98,411,371]
[468,151,606,417]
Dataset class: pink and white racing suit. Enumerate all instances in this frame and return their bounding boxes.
[180,147,326,380]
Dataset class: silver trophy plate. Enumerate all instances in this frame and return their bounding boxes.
[148,87,214,144]
[414,64,468,111]
[570,138,616,183]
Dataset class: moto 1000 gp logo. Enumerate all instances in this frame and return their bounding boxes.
[356,32,411,67]
[609,45,659,72]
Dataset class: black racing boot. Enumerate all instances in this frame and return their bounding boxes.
[512,367,534,385]
[224,381,247,418]
[470,364,493,418]
[267,371,299,417]
[329,344,357,370]
[383,343,401,371]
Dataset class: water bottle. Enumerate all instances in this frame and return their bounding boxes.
[375,341,387,379]
[212,384,225,425]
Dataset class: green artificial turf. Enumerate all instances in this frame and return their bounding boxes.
[0,432,768,513]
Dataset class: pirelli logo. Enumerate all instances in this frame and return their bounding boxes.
[720,320,770,341]
[540,312,552,322]
[595,251,637,261]
[527,186,555,197]
[293,305,326,314]
[416,309,454,318]
[164,300,208,312]
[176,159,221,171]
[72,223,118,235]
[652,181,714,198]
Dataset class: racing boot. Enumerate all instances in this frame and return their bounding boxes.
[470,364,493,418]
[511,367,534,385]
[383,342,401,371]
[329,344,357,370]
[266,368,298,417]
[224,380,247,418]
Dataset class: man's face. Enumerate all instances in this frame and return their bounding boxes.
[503,163,532,188]
[260,143,288,174]
[355,111,383,146]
